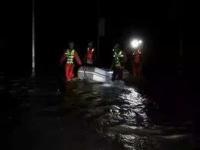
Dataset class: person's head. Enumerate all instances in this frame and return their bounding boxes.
[114,43,120,49]
[88,41,93,48]
[69,42,74,49]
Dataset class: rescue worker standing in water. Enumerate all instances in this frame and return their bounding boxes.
[112,43,124,81]
[132,47,142,79]
[60,42,82,81]
[85,41,95,66]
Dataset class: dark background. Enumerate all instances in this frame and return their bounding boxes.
[0,0,199,81]
[1,1,200,148]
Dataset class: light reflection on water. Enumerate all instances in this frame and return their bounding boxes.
[64,80,193,150]
[2,77,195,150]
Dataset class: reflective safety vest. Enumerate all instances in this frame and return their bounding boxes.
[65,49,75,64]
[113,49,124,66]
[87,48,94,61]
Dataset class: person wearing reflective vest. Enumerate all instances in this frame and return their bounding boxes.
[112,44,124,81]
[132,48,142,79]
[86,42,95,65]
[60,42,82,81]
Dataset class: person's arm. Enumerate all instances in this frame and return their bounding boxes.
[84,49,88,63]
[59,53,66,65]
[122,51,127,64]
[138,49,142,54]
[92,48,96,62]
[111,53,115,69]
[132,49,136,55]
[74,51,82,66]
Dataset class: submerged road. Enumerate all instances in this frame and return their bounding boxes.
[1,75,199,150]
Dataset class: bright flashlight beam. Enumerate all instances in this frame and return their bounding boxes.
[131,39,143,49]
[131,40,139,48]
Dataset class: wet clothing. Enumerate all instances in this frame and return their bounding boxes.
[86,47,95,65]
[132,49,142,78]
[65,64,74,81]
[112,48,124,80]
[60,49,82,81]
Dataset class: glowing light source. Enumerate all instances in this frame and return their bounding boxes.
[130,39,143,49]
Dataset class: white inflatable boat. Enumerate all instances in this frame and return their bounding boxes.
[78,66,129,82]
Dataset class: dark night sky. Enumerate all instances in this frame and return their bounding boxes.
[0,0,200,77]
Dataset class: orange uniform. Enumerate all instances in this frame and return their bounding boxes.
[86,47,95,65]
[132,49,142,78]
[60,49,82,81]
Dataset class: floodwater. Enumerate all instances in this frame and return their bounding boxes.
[1,74,199,150]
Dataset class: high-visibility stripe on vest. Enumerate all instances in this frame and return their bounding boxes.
[65,49,75,64]
[113,49,124,66]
